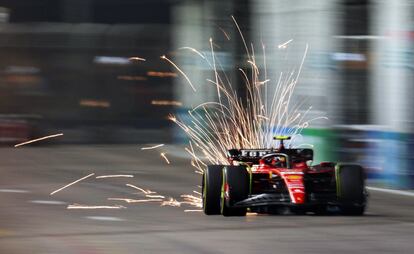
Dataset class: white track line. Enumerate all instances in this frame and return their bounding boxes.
[85,216,125,222]
[367,186,414,197]
[0,189,29,193]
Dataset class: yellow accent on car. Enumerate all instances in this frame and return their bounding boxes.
[286,175,302,180]
[273,135,291,140]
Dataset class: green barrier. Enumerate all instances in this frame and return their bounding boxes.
[299,128,338,164]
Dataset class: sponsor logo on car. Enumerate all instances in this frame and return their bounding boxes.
[240,150,272,157]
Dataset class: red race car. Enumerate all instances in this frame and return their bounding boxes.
[202,136,367,216]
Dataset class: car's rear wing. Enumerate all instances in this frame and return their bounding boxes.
[227,148,313,162]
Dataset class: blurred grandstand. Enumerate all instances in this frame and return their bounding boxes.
[0,0,412,188]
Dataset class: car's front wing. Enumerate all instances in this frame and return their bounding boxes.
[233,192,340,207]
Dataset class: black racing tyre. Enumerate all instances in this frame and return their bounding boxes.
[342,205,365,215]
[335,164,366,215]
[202,165,224,215]
[312,205,328,215]
[290,206,307,215]
[220,166,249,216]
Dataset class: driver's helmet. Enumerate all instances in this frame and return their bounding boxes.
[272,156,286,167]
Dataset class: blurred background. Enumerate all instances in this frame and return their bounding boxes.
[0,0,412,188]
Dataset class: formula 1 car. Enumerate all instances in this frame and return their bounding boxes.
[202,136,367,216]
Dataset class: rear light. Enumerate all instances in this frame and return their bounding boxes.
[224,183,230,199]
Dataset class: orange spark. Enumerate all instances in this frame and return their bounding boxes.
[117,75,147,81]
[96,175,134,179]
[218,26,231,40]
[145,194,165,199]
[180,194,202,208]
[79,99,110,108]
[141,144,165,150]
[161,198,181,207]
[129,56,146,61]
[160,55,196,92]
[160,152,170,164]
[278,39,293,49]
[67,204,126,209]
[125,184,155,194]
[50,173,95,195]
[14,133,63,147]
[108,198,163,203]
[147,71,178,78]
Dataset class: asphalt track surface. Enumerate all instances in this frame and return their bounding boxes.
[0,145,413,254]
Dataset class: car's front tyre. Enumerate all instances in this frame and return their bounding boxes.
[220,166,249,216]
[335,164,366,215]
[202,165,224,215]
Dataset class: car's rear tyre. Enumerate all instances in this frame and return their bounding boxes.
[312,205,328,215]
[220,166,249,216]
[202,165,224,215]
[290,206,307,215]
[341,205,365,215]
[335,164,366,215]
